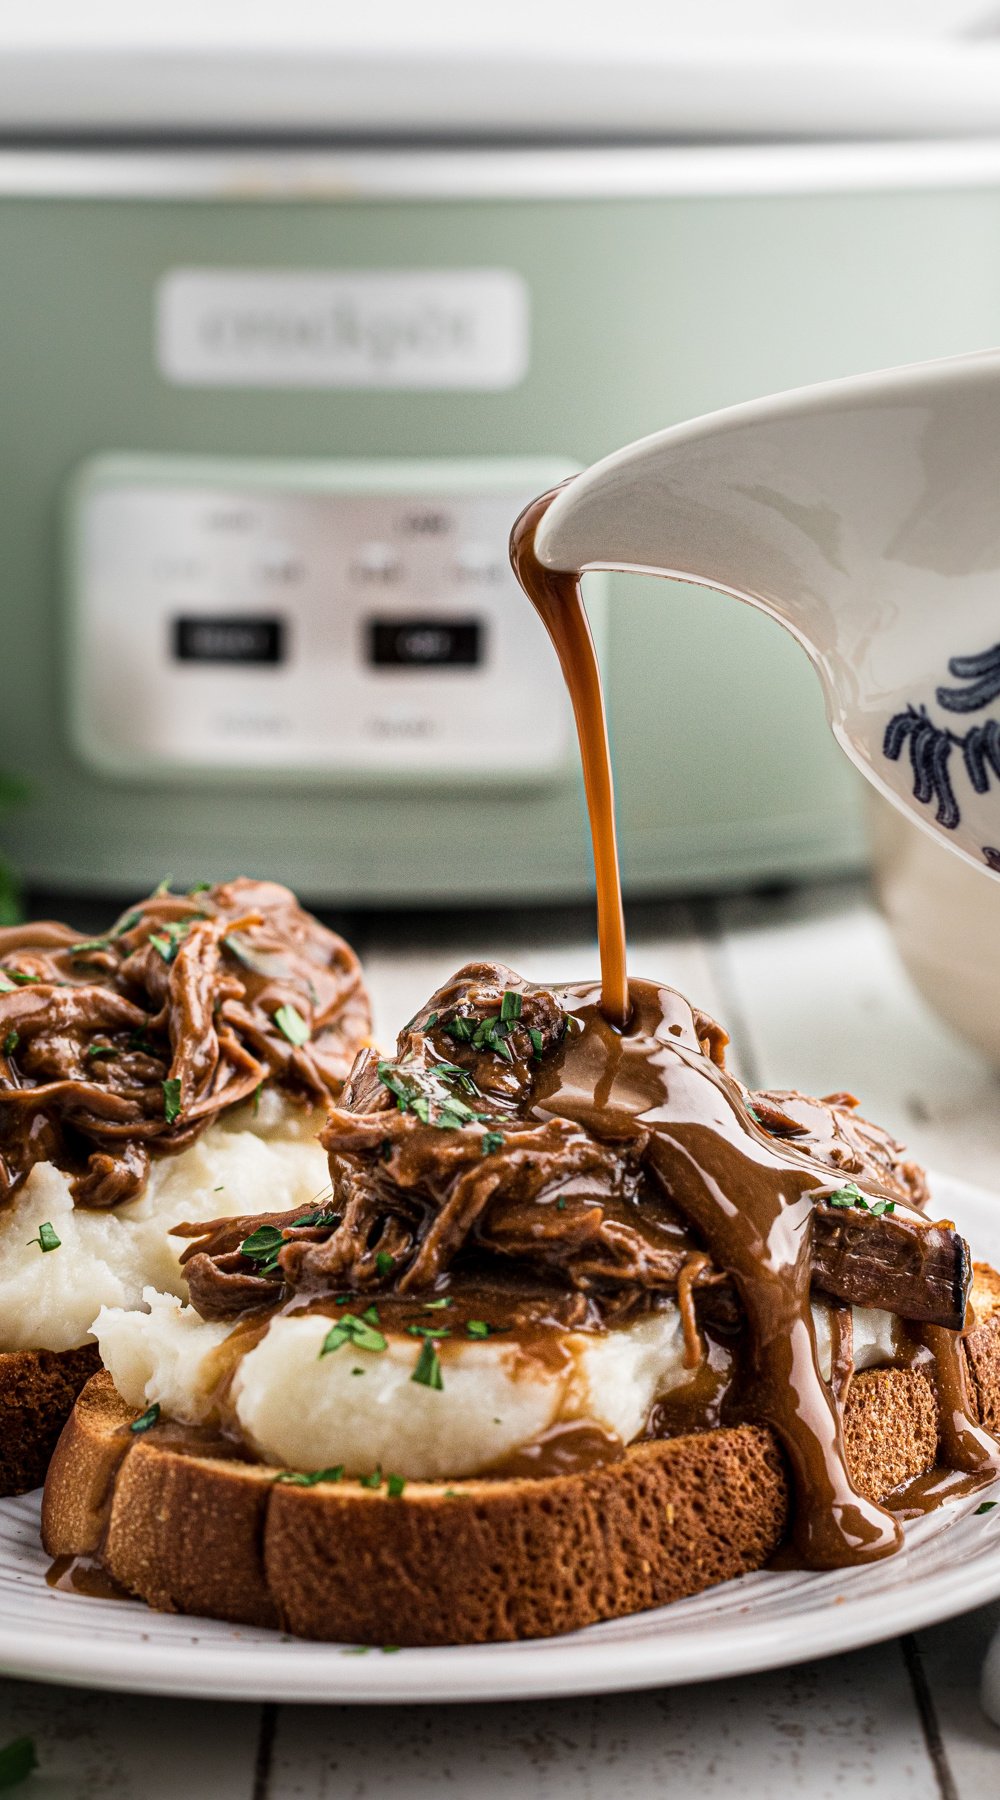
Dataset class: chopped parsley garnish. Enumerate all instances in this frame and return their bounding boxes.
[274,1002,310,1047]
[411,1338,444,1389]
[375,1250,394,1277]
[274,1466,344,1486]
[429,1060,480,1097]
[84,1042,117,1061]
[387,1473,406,1498]
[976,1501,997,1514]
[359,1467,383,1489]
[826,1181,895,1217]
[162,1077,182,1124]
[27,1221,60,1253]
[466,1320,491,1338]
[320,1314,388,1357]
[0,1736,37,1789]
[472,1014,514,1062]
[377,1058,486,1133]
[149,920,192,964]
[3,1029,17,1056]
[442,992,524,1063]
[481,1130,504,1156]
[130,1403,160,1434]
[239,1224,286,1276]
[407,1324,451,1340]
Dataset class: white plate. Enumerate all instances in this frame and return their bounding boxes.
[1,1170,999,1705]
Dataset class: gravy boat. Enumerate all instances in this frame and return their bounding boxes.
[533,350,1000,875]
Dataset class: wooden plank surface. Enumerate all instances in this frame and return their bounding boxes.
[2,878,999,1797]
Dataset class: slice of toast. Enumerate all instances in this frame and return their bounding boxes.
[0,1345,102,1497]
[41,1266,1000,1647]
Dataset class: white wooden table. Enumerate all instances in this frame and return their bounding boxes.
[3,875,999,1798]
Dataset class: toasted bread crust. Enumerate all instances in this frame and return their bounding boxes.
[41,1266,1000,1646]
[0,1344,101,1497]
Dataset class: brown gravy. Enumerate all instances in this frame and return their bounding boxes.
[508,487,1000,1568]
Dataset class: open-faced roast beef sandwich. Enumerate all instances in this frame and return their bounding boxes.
[0,878,369,1494]
[42,959,1000,1644]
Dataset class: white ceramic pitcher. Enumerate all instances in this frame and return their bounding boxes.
[533,349,1000,876]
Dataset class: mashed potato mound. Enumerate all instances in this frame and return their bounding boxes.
[0,1089,329,1353]
[92,1288,902,1482]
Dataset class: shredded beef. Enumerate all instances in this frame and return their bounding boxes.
[0,878,369,1207]
[178,960,967,1333]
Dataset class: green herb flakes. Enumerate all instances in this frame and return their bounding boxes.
[0,1736,37,1789]
[252,1081,263,1115]
[500,989,522,1022]
[481,1130,504,1156]
[274,1002,310,1047]
[411,1338,444,1390]
[320,1314,388,1358]
[3,1029,17,1056]
[113,910,143,937]
[274,1466,345,1486]
[149,919,193,964]
[375,1250,394,1277]
[130,1403,161,1434]
[425,1012,439,1028]
[68,936,110,958]
[27,1221,60,1253]
[162,1077,182,1124]
[386,1473,406,1498]
[407,1324,451,1340]
[444,1016,473,1043]
[239,1224,285,1276]
[359,1467,383,1489]
[826,1181,895,1217]
[153,875,173,896]
[529,1027,544,1060]
[466,1320,491,1339]
[188,881,211,894]
[1,969,40,987]
[84,1042,117,1061]
[423,1297,452,1310]
[976,1501,998,1514]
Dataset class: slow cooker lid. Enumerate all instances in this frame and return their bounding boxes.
[6,3,1000,141]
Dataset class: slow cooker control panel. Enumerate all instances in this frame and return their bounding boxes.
[66,455,597,783]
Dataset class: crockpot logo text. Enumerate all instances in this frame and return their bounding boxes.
[157,269,529,390]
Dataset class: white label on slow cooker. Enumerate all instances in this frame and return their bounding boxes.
[157,268,529,390]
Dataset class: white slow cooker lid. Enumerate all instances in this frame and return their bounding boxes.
[5,2,1000,139]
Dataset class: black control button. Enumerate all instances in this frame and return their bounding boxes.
[173,616,286,666]
[367,618,481,669]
